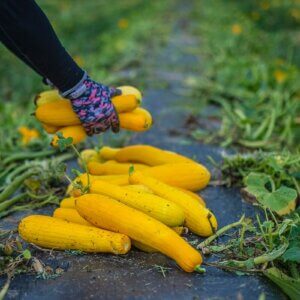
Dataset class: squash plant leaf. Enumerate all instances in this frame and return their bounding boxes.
[244,172,297,214]
[282,247,300,263]
[56,132,73,152]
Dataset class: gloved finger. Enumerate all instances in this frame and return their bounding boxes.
[109,108,120,133]
[91,118,111,135]
[110,87,122,98]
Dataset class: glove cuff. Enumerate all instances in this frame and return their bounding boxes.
[60,71,88,99]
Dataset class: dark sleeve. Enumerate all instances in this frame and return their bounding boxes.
[0,26,44,77]
[0,0,84,93]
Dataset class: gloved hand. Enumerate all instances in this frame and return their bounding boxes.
[64,75,121,136]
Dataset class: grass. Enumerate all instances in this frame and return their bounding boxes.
[188,0,300,150]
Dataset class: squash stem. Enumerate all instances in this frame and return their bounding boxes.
[220,243,288,269]
[197,214,245,249]
[194,265,206,273]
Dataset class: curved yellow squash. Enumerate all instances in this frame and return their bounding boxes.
[41,123,60,134]
[51,125,87,146]
[90,180,185,227]
[99,146,121,160]
[129,171,217,237]
[76,194,202,272]
[112,94,140,113]
[36,100,80,126]
[53,208,92,226]
[115,145,194,166]
[88,160,149,175]
[34,90,63,107]
[60,197,76,208]
[117,85,142,102]
[70,162,210,197]
[19,215,131,254]
[119,108,152,131]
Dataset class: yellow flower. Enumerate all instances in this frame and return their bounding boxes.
[73,55,84,67]
[260,1,270,10]
[18,126,40,145]
[273,70,287,84]
[118,18,129,29]
[251,11,261,21]
[231,24,243,35]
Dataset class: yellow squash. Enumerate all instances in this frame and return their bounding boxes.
[18,215,131,254]
[114,145,194,165]
[36,100,80,126]
[53,208,92,226]
[88,160,149,175]
[176,188,206,207]
[76,194,202,272]
[124,184,154,194]
[118,108,152,131]
[41,123,60,134]
[124,185,206,206]
[117,85,142,102]
[90,180,185,227]
[99,146,121,160]
[78,149,101,167]
[112,94,140,113]
[133,226,185,253]
[70,161,210,197]
[60,197,76,208]
[34,90,63,107]
[54,207,183,254]
[143,163,211,191]
[129,171,217,237]
[51,125,87,146]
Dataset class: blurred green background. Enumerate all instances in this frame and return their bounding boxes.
[0,0,299,149]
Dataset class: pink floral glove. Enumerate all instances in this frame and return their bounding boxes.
[64,75,120,136]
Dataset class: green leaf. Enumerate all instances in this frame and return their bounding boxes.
[244,172,297,214]
[282,247,300,263]
[265,267,300,300]
[56,133,73,152]
[71,169,82,177]
[22,249,31,260]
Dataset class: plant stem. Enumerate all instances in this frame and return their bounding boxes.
[3,149,56,165]
[220,243,288,269]
[239,222,246,252]
[197,214,245,249]
[71,144,90,192]
[0,193,27,212]
[0,169,39,203]
[0,277,10,300]
[0,164,17,181]
[6,163,39,183]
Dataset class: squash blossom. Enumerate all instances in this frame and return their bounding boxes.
[231,24,242,35]
[18,126,40,145]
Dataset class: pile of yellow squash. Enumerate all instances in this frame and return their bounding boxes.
[33,86,152,146]
[19,144,218,273]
